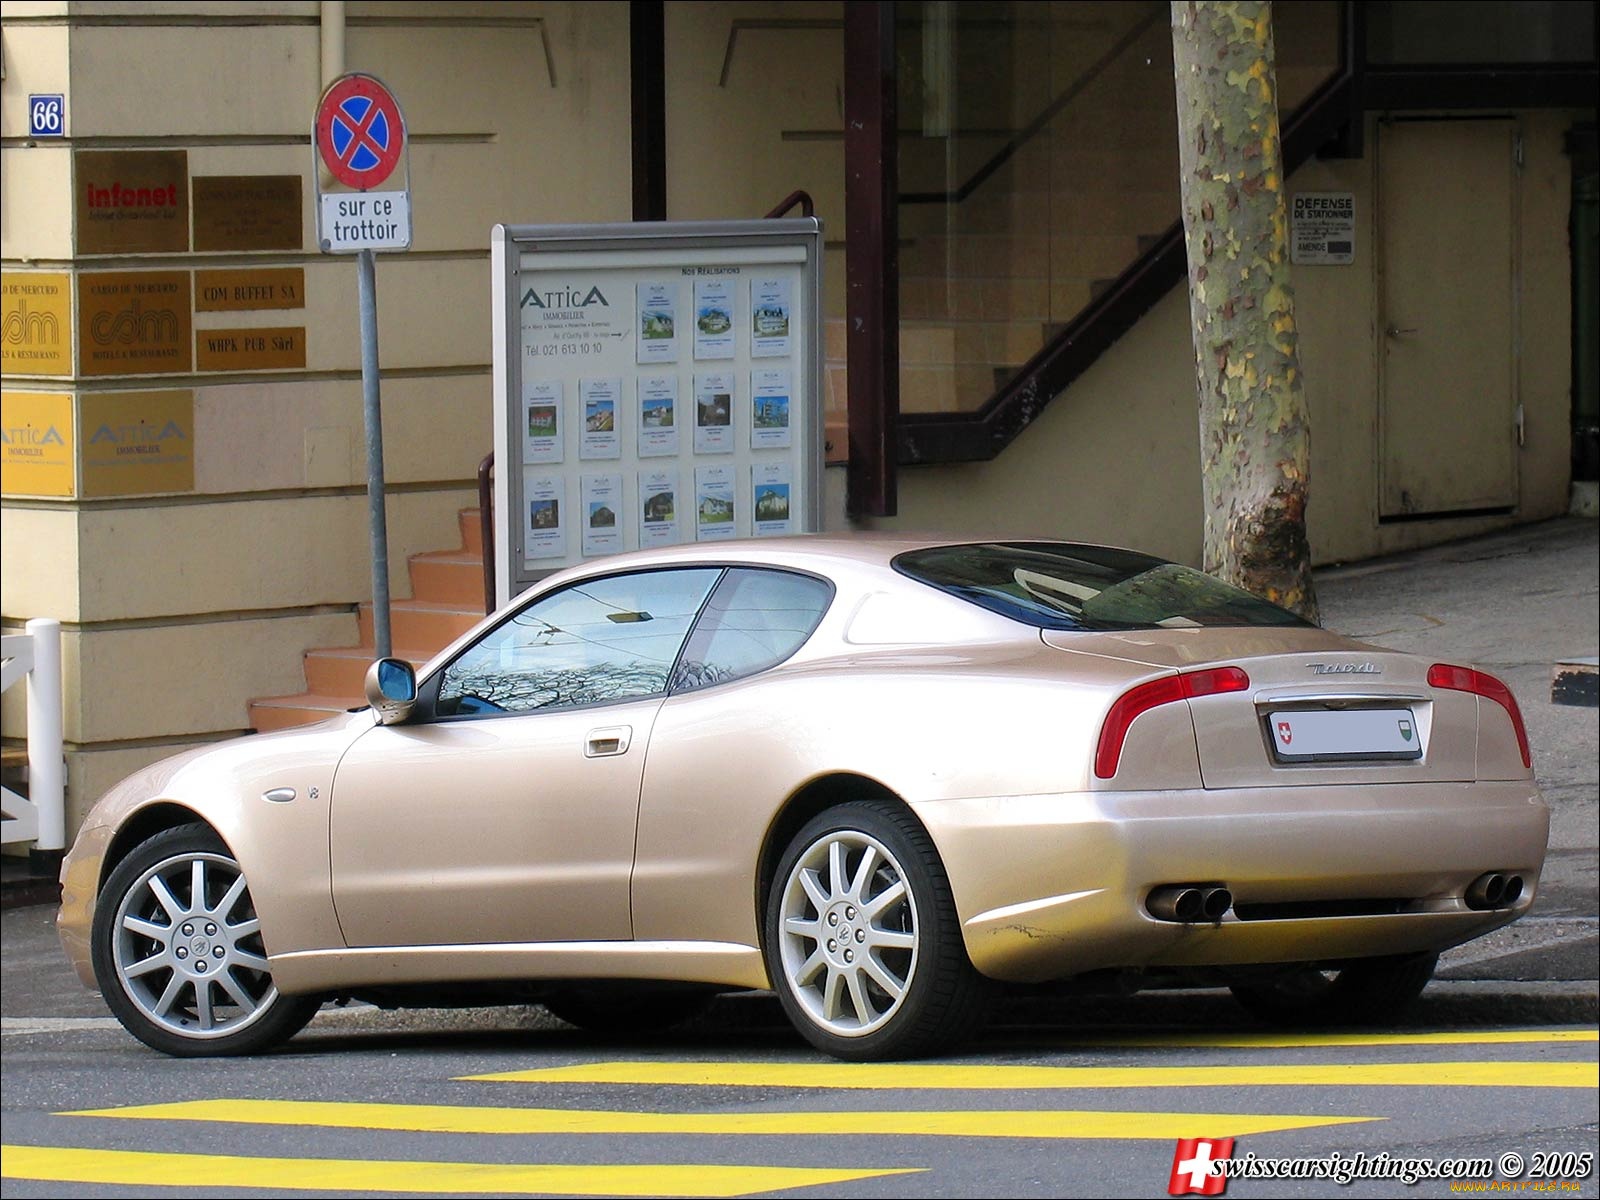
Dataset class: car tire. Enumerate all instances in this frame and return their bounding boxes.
[91,823,319,1057]
[542,984,715,1035]
[1229,952,1439,1026]
[764,800,992,1061]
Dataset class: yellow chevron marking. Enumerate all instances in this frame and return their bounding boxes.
[62,1098,1380,1140]
[1052,1029,1600,1049]
[462,1060,1598,1091]
[0,1146,919,1197]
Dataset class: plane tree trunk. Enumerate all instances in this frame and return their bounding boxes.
[1171,0,1319,622]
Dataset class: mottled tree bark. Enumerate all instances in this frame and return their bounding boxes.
[1171,0,1319,622]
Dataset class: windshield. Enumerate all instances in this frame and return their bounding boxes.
[893,542,1312,632]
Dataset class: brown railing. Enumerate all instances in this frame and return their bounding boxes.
[765,189,815,219]
[898,15,1361,465]
[477,453,495,614]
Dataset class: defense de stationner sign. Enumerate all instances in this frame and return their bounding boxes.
[2,271,73,376]
[78,271,193,376]
[75,150,190,255]
[1290,192,1355,265]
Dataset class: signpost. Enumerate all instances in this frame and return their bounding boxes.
[312,73,412,658]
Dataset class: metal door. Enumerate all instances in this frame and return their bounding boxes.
[1378,119,1518,517]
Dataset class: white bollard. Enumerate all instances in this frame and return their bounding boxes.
[25,617,64,853]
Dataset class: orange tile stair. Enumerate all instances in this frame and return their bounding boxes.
[247,508,489,733]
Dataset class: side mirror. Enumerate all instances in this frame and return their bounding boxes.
[363,658,416,725]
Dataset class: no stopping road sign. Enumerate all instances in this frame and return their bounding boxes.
[316,74,405,191]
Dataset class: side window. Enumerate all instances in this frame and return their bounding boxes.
[437,568,722,716]
[671,568,832,693]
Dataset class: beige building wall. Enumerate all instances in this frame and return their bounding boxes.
[849,111,1580,568]
[2,1,632,824]
[2,4,1581,840]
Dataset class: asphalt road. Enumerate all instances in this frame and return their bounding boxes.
[4,895,1597,1200]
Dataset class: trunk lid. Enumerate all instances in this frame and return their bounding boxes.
[1042,627,1477,786]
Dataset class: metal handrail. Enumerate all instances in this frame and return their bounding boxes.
[477,454,495,614]
[899,7,1165,206]
[765,189,815,219]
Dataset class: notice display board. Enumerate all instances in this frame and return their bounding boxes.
[492,219,824,606]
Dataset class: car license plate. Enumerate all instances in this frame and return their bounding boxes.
[1267,708,1423,762]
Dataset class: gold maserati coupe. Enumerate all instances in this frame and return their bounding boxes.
[58,537,1548,1059]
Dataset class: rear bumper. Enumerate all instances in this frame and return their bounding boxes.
[913,781,1548,983]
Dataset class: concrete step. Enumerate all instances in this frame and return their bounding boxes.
[302,646,435,697]
[410,550,488,609]
[358,600,483,652]
[248,693,362,733]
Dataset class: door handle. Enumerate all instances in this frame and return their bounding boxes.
[1385,325,1419,337]
[585,725,633,757]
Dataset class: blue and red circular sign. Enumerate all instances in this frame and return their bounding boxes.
[316,74,405,190]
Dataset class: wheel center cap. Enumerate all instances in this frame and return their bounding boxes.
[191,936,210,955]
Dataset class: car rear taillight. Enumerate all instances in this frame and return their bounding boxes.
[1095,666,1250,780]
[1427,663,1532,768]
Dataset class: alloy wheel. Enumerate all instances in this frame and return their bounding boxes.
[776,830,919,1037]
[109,850,279,1040]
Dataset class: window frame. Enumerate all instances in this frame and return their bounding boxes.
[416,565,728,724]
[666,565,837,697]
[890,541,1312,633]
[411,562,837,723]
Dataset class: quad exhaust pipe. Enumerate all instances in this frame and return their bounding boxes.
[1466,871,1525,910]
[1147,884,1233,923]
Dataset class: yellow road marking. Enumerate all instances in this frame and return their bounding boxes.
[1050,1029,1600,1049]
[0,1146,919,1197]
[62,1098,1380,1140]
[462,1060,1598,1090]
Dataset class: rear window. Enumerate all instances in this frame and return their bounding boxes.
[893,542,1312,632]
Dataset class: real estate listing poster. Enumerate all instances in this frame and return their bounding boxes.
[636,281,679,364]
[749,276,792,358]
[522,378,563,464]
[751,462,793,535]
[693,276,736,359]
[525,475,567,559]
[695,464,736,541]
[750,367,791,449]
[637,374,679,458]
[694,371,735,455]
[639,468,680,547]
[579,376,622,459]
[580,472,624,557]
